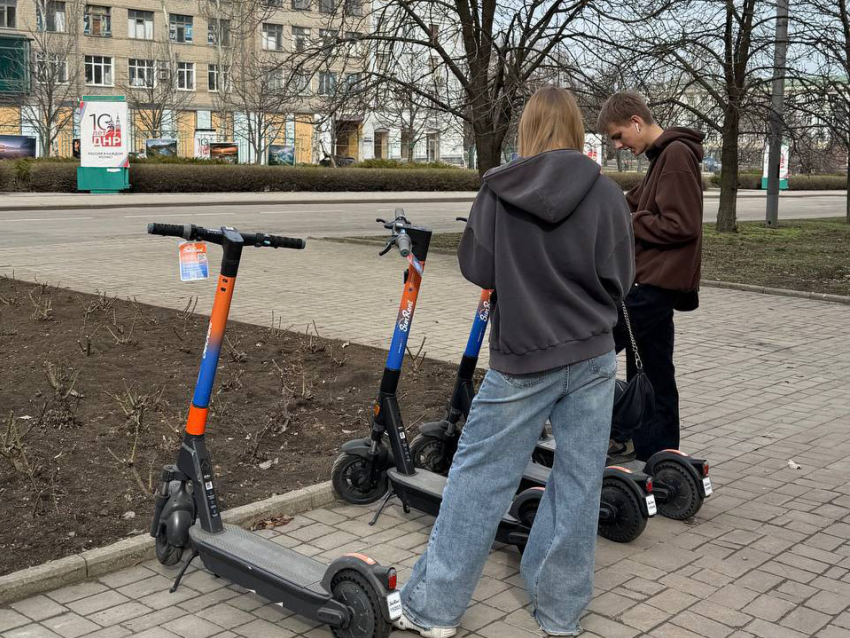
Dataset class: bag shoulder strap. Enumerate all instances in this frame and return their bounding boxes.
[620,301,643,371]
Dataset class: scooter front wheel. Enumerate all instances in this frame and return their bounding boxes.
[598,477,647,543]
[332,453,389,505]
[653,461,703,520]
[409,435,452,475]
[155,526,184,566]
[330,569,392,638]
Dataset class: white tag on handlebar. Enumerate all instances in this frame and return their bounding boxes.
[179,242,209,281]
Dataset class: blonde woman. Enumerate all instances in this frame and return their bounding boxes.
[394,87,635,637]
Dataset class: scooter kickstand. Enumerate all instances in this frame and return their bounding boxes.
[170,550,199,593]
[369,491,395,526]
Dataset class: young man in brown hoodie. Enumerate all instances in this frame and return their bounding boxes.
[597,91,705,463]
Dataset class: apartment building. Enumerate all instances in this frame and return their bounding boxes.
[0,0,371,162]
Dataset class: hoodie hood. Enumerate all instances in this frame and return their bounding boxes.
[482,149,601,224]
[646,127,705,162]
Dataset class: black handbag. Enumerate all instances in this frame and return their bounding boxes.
[611,302,655,436]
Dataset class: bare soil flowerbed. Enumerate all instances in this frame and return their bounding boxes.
[0,276,466,576]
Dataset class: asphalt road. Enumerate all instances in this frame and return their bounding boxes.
[0,194,845,250]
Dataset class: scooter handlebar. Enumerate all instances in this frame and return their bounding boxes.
[147,223,306,250]
[396,232,412,258]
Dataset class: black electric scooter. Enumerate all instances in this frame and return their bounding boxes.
[411,287,710,522]
[148,223,401,638]
[406,275,654,542]
[331,212,541,551]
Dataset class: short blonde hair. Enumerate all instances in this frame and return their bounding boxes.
[518,87,585,157]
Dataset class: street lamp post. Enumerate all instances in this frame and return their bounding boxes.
[766,0,790,228]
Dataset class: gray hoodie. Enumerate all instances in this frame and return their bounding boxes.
[458,149,635,375]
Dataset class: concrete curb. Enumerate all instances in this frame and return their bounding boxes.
[0,480,336,605]
[701,280,850,305]
[0,195,478,212]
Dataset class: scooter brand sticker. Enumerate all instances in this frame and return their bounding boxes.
[702,477,713,496]
[645,494,657,516]
[178,242,209,281]
[386,591,402,620]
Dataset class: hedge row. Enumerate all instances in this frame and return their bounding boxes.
[2,160,843,193]
[709,172,848,190]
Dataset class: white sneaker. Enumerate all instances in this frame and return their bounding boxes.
[393,612,457,638]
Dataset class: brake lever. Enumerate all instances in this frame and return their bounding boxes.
[456,216,468,223]
[378,239,395,256]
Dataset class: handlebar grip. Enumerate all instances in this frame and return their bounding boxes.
[148,223,192,239]
[397,233,412,258]
[269,235,307,250]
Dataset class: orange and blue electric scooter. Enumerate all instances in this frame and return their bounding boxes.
[147,223,401,638]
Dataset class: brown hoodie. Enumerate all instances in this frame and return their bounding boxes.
[626,127,705,293]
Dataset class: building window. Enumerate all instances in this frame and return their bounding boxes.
[169,14,193,43]
[428,23,438,46]
[345,72,362,93]
[292,0,310,10]
[292,26,309,52]
[84,5,111,37]
[85,55,113,86]
[318,29,337,51]
[294,71,311,95]
[346,31,363,57]
[38,1,65,32]
[208,64,228,92]
[265,68,285,91]
[318,71,336,95]
[129,58,154,87]
[262,23,283,50]
[208,18,230,47]
[0,0,16,29]
[319,0,334,13]
[426,132,440,162]
[36,53,68,83]
[127,9,153,40]
[177,62,194,90]
[344,0,360,15]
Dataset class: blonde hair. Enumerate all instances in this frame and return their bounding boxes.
[518,87,585,157]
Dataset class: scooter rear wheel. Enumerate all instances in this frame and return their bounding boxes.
[332,453,389,505]
[155,526,184,566]
[598,477,647,543]
[330,569,391,638]
[653,461,702,520]
[409,435,452,475]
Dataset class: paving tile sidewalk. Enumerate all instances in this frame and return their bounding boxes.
[2,239,850,638]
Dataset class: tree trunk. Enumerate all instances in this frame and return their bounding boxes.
[716,111,740,233]
[846,154,849,224]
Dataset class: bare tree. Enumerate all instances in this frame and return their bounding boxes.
[358,0,666,175]
[607,0,779,232]
[792,0,850,221]
[14,0,83,157]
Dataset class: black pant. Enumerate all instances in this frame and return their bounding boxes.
[613,284,681,461]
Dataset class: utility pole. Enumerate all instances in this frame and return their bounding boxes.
[766,0,790,228]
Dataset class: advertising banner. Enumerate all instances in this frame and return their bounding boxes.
[146,138,178,158]
[210,142,238,164]
[268,144,296,166]
[80,99,129,167]
[0,135,36,159]
[762,142,790,189]
[584,134,604,166]
[194,129,216,159]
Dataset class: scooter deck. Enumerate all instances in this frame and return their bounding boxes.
[190,524,329,595]
[387,468,521,532]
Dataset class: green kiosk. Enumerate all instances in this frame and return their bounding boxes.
[77,95,130,193]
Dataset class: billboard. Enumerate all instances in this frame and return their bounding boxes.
[268,144,295,166]
[210,142,238,164]
[762,142,789,187]
[80,99,129,167]
[194,128,216,159]
[0,135,36,159]
[146,138,178,158]
[584,134,603,165]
